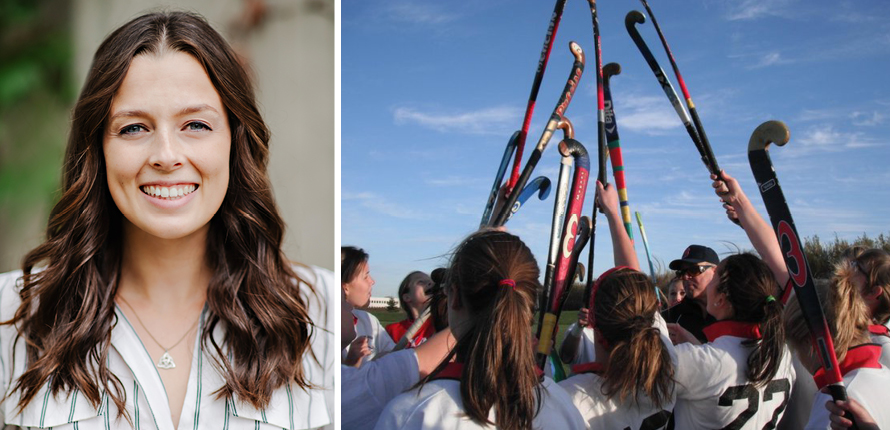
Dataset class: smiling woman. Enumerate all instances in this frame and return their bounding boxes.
[0,11,334,430]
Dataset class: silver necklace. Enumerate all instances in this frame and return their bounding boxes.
[118,295,201,369]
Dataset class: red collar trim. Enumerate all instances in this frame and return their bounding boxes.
[814,344,883,390]
[571,362,604,375]
[868,324,889,337]
[353,315,358,326]
[703,321,762,343]
[430,362,545,382]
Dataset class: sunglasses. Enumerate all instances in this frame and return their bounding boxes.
[675,265,715,278]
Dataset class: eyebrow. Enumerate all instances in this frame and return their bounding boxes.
[108,104,221,122]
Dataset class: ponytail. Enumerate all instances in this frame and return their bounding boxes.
[594,269,674,408]
[717,254,786,386]
[418,230,542,430]
[828,260,873,361]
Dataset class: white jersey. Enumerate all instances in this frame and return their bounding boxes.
[343,310,396,362]
[674,321,796,430]
[374,370,585,430]
[805,344,890,429]
[868,324,890,369]
[0,267,335,429]
[561,322,597,365]
[342,349,419,430]
[560,313,676,430]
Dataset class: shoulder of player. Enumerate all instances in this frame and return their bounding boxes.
[558,373,607,404]
[381,380,460,422]
[0,270,24,320]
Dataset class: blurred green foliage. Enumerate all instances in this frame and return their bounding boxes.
[0,0,73,269]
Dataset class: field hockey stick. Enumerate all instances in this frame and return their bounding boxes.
[581,0,610,310]
[635,211,661,304]
[625,10,710,173]
[747,120,853,412]
[493,41,585,227]
[602,62,634,242]
[541,119,576,317]
[480,131,519,227]
[505,176,552,223]
[639,0,720,177]
[392,306,432,351]
[536,139,591,370]
[506,0,569,196]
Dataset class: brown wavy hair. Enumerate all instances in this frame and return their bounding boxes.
[3,11,317,417]
[715,253,786,386]
[851,249,890,325]
[593,268,674,408]
[419,230,541,430]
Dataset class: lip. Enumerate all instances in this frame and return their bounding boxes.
[140,183,199,210]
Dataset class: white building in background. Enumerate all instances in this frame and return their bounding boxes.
[366,296,397,310]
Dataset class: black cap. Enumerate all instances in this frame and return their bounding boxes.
[669,245,720,270]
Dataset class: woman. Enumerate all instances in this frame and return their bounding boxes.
[0,11,334,429]
[374,230,585,429]
[385,271,435,347]
[784,263,890,428]
[667,276,686,307]
[342,246,395,364]
[844,249,890,366]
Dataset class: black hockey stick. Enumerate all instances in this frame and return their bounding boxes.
[748,120,853,420]
[639,0,720,177]
[493,41,585,227]
[506,0,569,196]
[625,11,718,175]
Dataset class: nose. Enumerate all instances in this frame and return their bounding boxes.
[148,128,183,171]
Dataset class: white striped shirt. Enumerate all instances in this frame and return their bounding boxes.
[0,266,335,429]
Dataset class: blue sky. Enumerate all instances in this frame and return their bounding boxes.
[342,0,890,297]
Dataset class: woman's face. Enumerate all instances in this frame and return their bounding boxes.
[103,51,231,241]
[668,281,686,307]
[404,275,432,315]
[343,261,375,308]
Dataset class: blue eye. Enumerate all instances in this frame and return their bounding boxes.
[186,122,211,131]
[119,124,146,135]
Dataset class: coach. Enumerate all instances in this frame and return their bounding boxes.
[662,245,719,343]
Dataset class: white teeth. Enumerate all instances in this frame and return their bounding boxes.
[140,185,197,200]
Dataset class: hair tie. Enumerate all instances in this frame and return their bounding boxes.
[765,295,776,303]
[499,279,516,290]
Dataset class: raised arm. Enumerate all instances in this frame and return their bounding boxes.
[712,170,789,290]
[596,180,639,271]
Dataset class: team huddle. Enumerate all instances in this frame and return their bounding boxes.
[341,169,890,430]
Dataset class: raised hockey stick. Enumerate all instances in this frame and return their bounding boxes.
[480,131,519,227]
[541,118,575,318]
[505,176,553,223]
[639,0,720,177]
[506,0,569,196]
[602,62,634,241]
[748,120,853,413]
[582,0,609,309]
[493,41,585,227]
[624,10,718,175]
[536,138,591,371]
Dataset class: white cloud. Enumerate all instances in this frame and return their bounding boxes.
[426,176,481,187]
[393,105,521,135]
[726,0,795,21]
[851,111,885,126]
[749,52,785,69]
[386,3,458,25]
[342,191,425,220]
[792,125,883,153]
[615,95,684,135]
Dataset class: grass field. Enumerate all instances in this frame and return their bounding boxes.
[368,309,582,376]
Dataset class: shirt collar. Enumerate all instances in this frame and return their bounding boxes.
[703,320,762,343]
[571,362,604,375]
[430,362,545,381]
[813,344,883,390]
[868,324,889,337]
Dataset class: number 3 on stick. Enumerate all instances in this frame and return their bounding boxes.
[747,120,854,423]
[492,41,584,227]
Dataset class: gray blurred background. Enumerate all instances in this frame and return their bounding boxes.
[0,0,335,272]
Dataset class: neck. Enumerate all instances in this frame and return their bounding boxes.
[692,295,708,316]
[118,220,212,306]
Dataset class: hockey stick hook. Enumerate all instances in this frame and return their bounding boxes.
[748,120,790,152]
